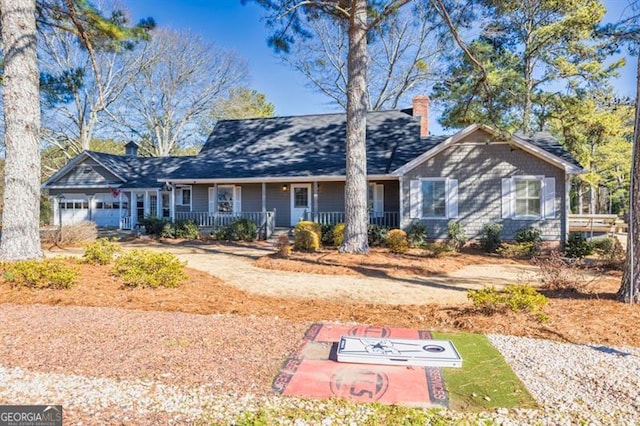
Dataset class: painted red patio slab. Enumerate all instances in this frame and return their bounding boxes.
[272,323,449,407]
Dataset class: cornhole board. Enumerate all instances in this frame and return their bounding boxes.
[337,336,462,368]
[272,323,451,407]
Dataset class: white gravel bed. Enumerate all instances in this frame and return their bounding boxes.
[489,334,640,425]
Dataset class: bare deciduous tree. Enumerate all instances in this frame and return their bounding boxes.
[284,3,447,110]
[39,25,143,162]
[110,29,248,156]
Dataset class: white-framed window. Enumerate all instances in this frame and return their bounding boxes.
[209,185,242,213]
[409,178,458,219]
[502,176,555,219]
[176,185,192,206]
[367,183,384,218]
[515,179,541,217]
[421,179,446,218]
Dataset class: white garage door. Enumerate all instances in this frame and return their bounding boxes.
[59,198,90,225]
[93,193,127,227]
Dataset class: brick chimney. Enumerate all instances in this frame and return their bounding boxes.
[412,95,430,137]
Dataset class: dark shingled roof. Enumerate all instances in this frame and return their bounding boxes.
[87,151,194,188]
[166,110,450,180]
[74,113,582,187]
[515,132,583,169]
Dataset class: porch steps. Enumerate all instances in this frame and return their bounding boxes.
[269,227,294,241]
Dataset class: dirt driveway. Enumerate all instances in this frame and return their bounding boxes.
[99,241,540,305]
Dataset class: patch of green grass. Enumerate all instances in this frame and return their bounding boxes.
[433,331,536,411]
[219,398,453,426]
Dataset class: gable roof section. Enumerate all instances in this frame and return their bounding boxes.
[167,110,448,181]
[43,151,193,189]
[393,124,584,176]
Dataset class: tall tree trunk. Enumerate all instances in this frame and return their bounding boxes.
[0,0,43,260]
[340,0,369,254]
[619,51,640,303]
[523,55,533,133]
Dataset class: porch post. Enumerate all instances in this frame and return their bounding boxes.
[170,185,175,222]
[398,176,404,229]
[313,181,319,222]
[52,196,59,226]
[261,182,266,213]
[565,174,571,243]
[156,189,161,217]
[118,192,123,229]
[130,191,136,227]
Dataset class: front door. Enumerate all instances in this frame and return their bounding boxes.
[290,184,311,226]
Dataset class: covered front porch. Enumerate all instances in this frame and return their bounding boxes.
[164,178,401,232]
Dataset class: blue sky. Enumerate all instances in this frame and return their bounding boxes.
[126,0,637,131]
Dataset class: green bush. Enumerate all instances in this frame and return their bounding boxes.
[467,284,547,319]
[514,227,542,244]
[591,236,625,268]
[564,233,593,258]
[405,223,427,248]
[160,222,176,238]
[447,220,467,252]
[2,258,79,289]
[174,219,200,239]
[112,249,187,288]
[386,229,409,254]
[293,228,320,252]
[140,216,170,236]
[333,223,345,247]
[423,242,453,258]
[83,238,121,265]
[320,224,335,246]
[367,224,388,247]
[496,242,537,259]
[480,223,503,253]
[224,218,257,241]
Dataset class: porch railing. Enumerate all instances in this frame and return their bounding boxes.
[303,211,399,228]
[175,210,276,239]
[120,216,132,230]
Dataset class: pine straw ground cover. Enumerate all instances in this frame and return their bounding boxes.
[253,247,525,277]
[0,259,638,348]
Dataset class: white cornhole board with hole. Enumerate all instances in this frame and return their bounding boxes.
[337,336,463,368]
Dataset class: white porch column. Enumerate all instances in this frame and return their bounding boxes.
[118,192,123,229]
[398,176,404,228]
[52,197,59,226]
[156,189,162,217]
[130,191,136,227]
[261,182,266,213]
[170,185,175,222]
[313,181,319,222]
[565,174,571,243]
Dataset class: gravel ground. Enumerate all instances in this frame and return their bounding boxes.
[488,334,640,425]
[1,304,639,424]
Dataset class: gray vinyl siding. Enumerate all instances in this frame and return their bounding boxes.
[318,182,344,211]
[56,159,121,186]
[190,185,208,212]
[266,183,290,227]
[242,184,262,212]
[381,181,399,212]
[401,141,566,241]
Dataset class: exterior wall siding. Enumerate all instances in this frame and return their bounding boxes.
[56,159,121,186]
[401,141,566,241]
[267,183,290,227]
[318,182,345,211]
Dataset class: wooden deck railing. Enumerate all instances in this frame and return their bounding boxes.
[304,211,400,228]
[568,214,627,234]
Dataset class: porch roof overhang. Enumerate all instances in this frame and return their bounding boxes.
[158,174,399,184]
[45,184,122,190]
